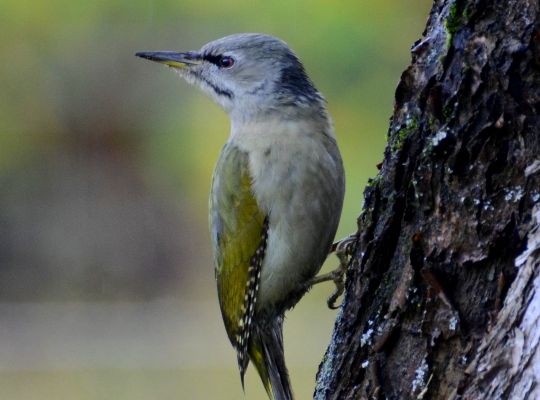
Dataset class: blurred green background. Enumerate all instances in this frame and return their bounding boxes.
[0,0,430,398]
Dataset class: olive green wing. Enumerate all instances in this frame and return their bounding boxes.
[209,142,268,378]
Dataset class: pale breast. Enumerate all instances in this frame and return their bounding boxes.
[231,119,345,313]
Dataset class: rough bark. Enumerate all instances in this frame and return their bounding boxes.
[315,0,540,399]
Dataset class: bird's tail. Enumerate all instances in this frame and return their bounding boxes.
[249,316,293,400]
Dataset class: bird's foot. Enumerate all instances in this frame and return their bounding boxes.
[308,233,358,309]
[330,233,358,257]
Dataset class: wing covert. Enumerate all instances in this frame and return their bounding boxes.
[209,142,267,373]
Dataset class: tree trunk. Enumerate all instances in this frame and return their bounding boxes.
[315,0,540,399]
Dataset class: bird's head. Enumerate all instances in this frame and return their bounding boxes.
[136,33,324,122]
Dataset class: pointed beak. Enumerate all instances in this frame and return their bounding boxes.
[135,51,202,68]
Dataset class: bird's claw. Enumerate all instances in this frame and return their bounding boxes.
[330,233,358,257]
[326,263,346,309]
[308,233,357,309]
[326,234,356,308]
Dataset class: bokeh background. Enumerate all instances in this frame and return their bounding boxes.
[0,1,431,399]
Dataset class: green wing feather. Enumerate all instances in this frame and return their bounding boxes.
[210,142,297,400]
[209,142,267,354]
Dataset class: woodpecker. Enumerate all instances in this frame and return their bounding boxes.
[136,33,345,400]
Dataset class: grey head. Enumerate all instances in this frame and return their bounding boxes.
[136,33,325,122]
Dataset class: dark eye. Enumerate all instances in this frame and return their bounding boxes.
[218,56,235,69]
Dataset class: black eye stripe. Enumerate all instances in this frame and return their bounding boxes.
[203,54,235,68]
[203,54,222,65]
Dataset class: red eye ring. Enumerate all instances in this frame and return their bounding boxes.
[218,56,235,69]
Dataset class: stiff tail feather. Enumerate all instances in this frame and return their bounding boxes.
[249,317,293,400]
